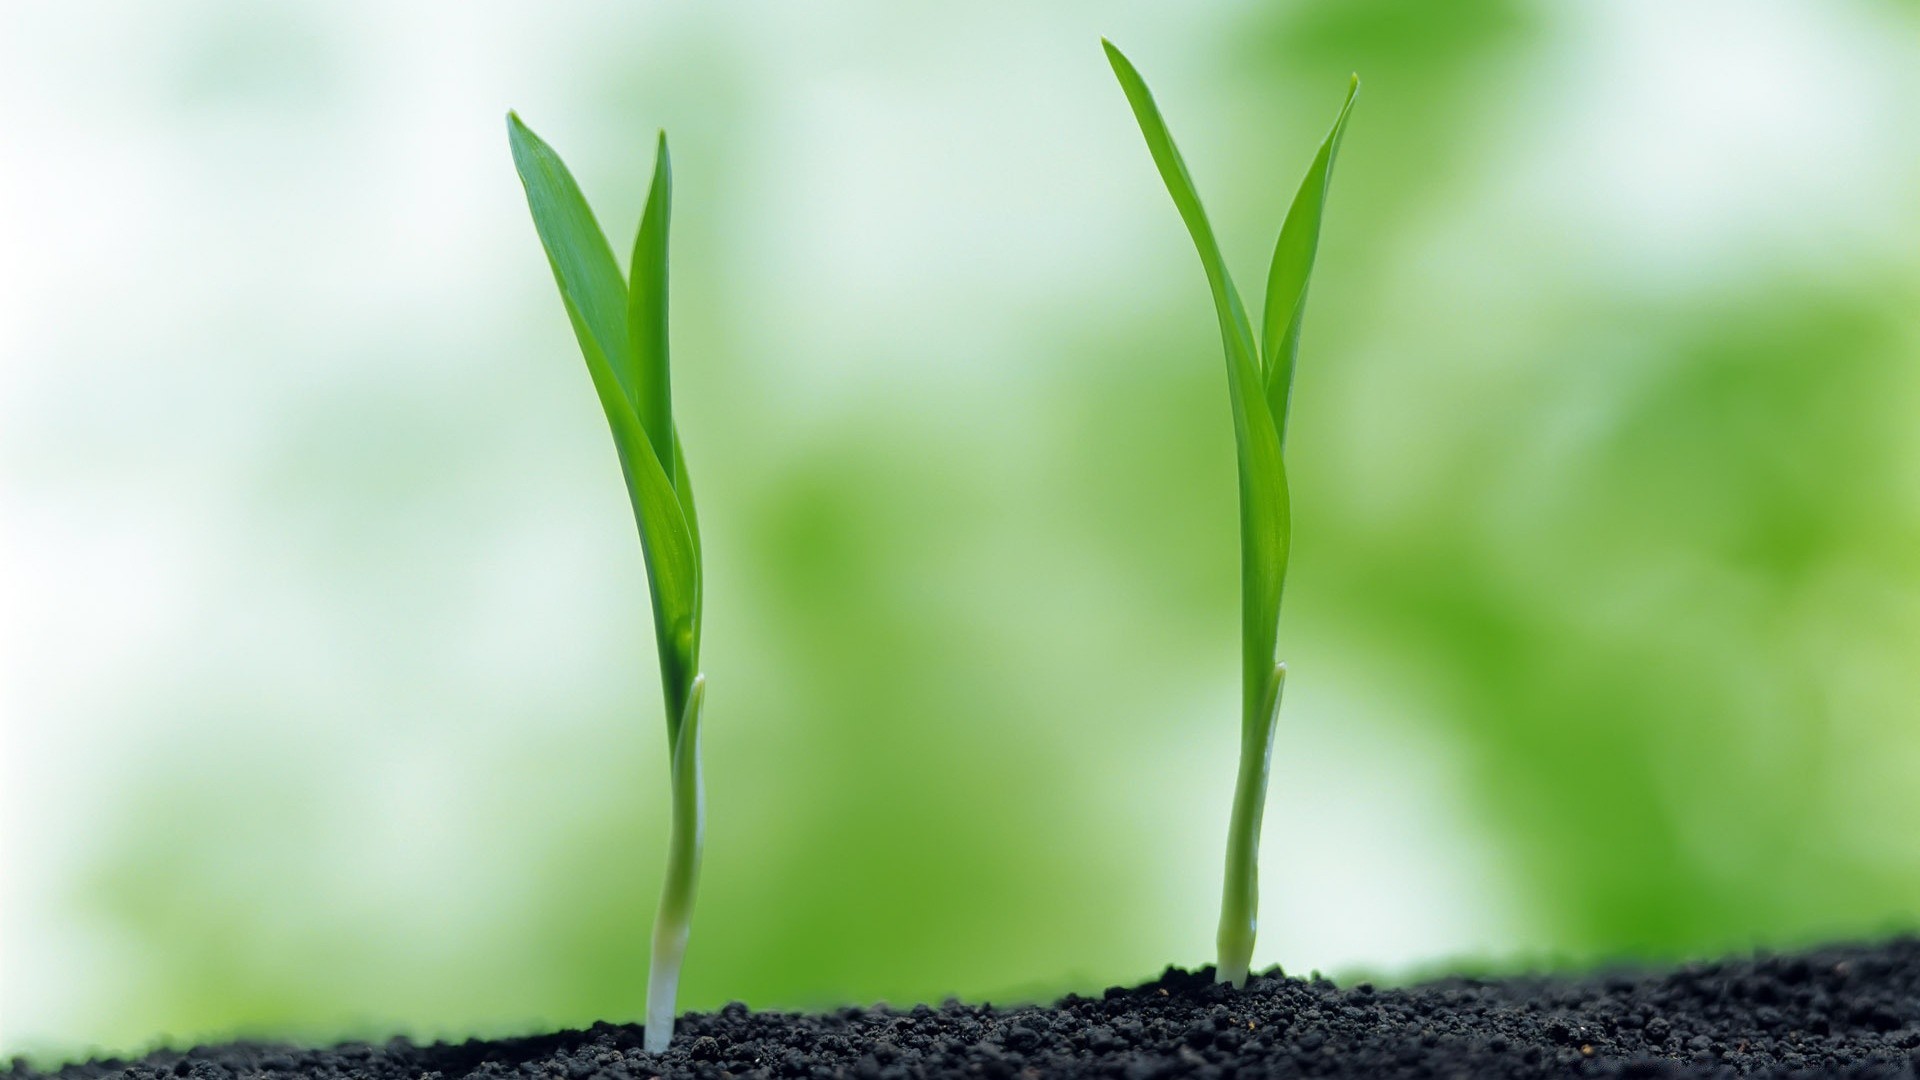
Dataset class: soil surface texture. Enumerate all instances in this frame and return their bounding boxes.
[12,939,1920,1079]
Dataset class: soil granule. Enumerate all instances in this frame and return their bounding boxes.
[13,939,1920,1079]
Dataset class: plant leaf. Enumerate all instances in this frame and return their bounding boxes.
[629,131,678,478]
[591,329,701,717]
[1260,75,1358,444]
[510,113,701,717]
[1105,40,1291,714]
[671,425,701,657]
[507,113,642,415]
[1229,393,1290,728]
[1102,40,1260,392]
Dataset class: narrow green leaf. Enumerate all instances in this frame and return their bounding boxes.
[511,113,701,719]
[1101,40,1261,391]
[578,324,700,676]
[671,426,701,618]
[669,423,702,695]
[1260,76,1358,442]
[629,132,677,478]
[671,428,701,558]
[1231,407,1290,719]
[507,113,641,412]
[1104,40,1291,701]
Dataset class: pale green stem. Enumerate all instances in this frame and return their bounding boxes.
[644,674,706,1054]
[1216,663,1285,987]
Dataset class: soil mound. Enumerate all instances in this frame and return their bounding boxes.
[15,938,1920,1078]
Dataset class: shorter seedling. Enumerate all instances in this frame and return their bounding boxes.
[1104,39,1357,988]
[508,115,706,1053]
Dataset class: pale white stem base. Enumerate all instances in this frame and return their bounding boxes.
[642,675,706,1055]
[644,918,692,1054]
[1216,956,1252,989]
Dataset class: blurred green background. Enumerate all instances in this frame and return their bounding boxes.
[5,0,1920,1061]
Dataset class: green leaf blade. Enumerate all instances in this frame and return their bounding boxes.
[510,113,701,718]
[1102,40,1261,391]
[598,350,701,718]
[629,132,677,478]
[1259,76,1358,442]
[507,113,639,410]
[1105,40,1291,708]
[671,425,702,662]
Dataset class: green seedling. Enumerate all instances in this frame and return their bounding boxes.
[507,114,706,1053]
[1103,40,1357,988]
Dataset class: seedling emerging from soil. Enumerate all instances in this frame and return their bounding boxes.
[507,115,706,1053]
[1104,40,1357,988]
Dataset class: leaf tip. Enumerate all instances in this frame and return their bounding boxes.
[506,110,542,160]
[1334,76,1360,133]
[1102,39,1153,106]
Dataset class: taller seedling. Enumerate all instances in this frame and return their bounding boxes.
[508,115,706,1053]
[1104,40,1357,987]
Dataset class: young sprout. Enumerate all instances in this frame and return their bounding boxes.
[507,114,706,1053]
[1103,40,1357,988]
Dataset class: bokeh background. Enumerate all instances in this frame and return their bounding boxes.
[6,0,1920,1062]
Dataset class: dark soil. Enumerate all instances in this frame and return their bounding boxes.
[13,939,1920,1080]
